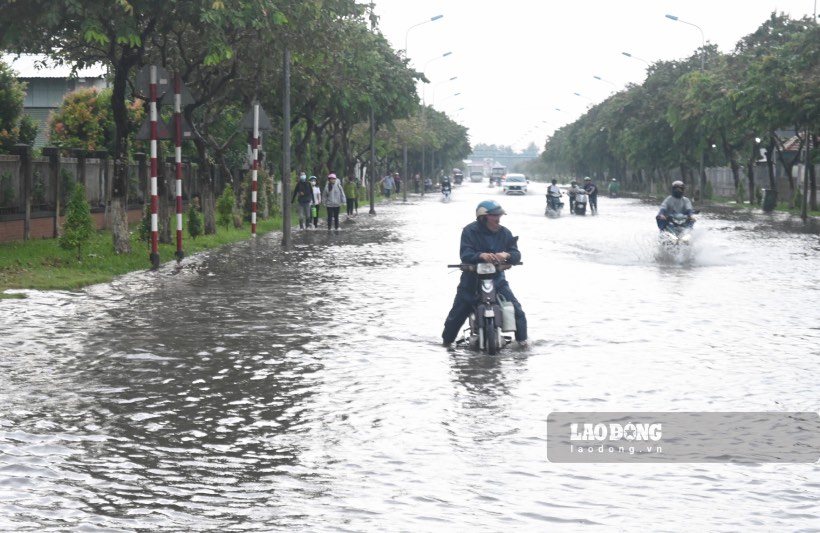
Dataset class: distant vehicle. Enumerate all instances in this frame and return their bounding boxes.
[469,171,484,183]
[490,165,506,186]
[503,173,528,195]
[453,168,464,184]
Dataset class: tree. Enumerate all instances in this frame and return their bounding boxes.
[59,183,95,260]
[216,186,235,230]
[0,59,37,152]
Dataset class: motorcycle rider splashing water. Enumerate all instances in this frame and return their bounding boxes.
[656,180,695,230]
[442,200,528,348]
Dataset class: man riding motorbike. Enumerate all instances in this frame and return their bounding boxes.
[656,180,695,230]
[442,200,528,348]
[546,179,562,211]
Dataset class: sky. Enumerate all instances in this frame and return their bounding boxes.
[371,0,818,152]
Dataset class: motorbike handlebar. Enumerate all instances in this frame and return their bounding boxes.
[447,262,522,270]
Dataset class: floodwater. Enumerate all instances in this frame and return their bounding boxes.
[1,181,819,532]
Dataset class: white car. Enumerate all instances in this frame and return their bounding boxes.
[503,173,528,194]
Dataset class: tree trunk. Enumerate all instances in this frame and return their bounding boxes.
[747,141,756,204]
[765,138,777,190]
[729,158,741,202]
[203,163,216,235]
[110,158,132,254]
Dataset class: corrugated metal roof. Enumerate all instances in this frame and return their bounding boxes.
[3,53,107,79]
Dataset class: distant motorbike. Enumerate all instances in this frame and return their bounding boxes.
[441,184,452,202]
[659,213,695,246]
[545,193,563,217]
[572,189,588,215]
[448,262,520,355]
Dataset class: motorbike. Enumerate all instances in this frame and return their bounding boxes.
[545,193,563,217]
[572,189,588,215]
[448,262,519,355]
[441,184,452,202]
[658,213,695,246]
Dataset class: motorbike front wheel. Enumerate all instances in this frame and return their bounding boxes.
[485,317,497,355]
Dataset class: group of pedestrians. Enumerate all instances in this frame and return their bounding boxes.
[292,172,363,231]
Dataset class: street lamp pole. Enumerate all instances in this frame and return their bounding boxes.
[404,14,443,55]
[666,13,707,202]
[431,76,458,108]
[592,75,616,88]
[422,52,452,106]
[621,51,650,66]
[665,14,705,70]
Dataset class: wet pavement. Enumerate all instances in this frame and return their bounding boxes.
[1,181,819,531]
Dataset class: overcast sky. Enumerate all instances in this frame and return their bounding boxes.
[371,0,817,152]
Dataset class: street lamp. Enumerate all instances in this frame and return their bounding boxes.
[422,52,452,106]
[404,14,444,55]
[666,13,707,202]
[621,51,650,66]
[431,76,458,107]
[592,75,616,87]
[665,14,705,70]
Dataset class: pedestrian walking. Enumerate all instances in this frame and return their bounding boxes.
[381,173,395,200]
[393,172,401,194]
[309,176,321,228]
[291,171,313,229]
[344,175,357,217]
[356,178,366,213]
[323,173,346,231]
[584,176,598,215]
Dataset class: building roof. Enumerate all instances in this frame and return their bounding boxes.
[3,53,107,79]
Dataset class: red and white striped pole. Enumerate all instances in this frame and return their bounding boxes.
[149,65,160,269]
[251,103,259,235]
[174,72,184,259]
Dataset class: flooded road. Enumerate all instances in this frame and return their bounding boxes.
[2,181,819,531]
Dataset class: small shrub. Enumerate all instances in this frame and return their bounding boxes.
[187,201,203,239]
[59,183,95,260]
[216,186,236,230]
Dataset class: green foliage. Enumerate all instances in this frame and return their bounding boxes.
[59,183,95,260]
[32,171,46,205]
[737,178,747,203]
[0,60,34,153]
[703,180,714,201]
[793,187,803,208]
[47,87,144,154]
[138,204,151,243]
[0,170,14,207]
[186,201,203,239]
[216,186,236,230]
[61,167,76,205]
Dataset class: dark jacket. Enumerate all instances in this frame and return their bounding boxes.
[292,180,313,204]
[457,220,521,293]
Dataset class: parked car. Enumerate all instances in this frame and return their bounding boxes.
[503,173,528,194]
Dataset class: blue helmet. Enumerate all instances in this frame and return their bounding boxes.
[476,200,506,218]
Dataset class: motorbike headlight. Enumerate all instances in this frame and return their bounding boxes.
[476,263,497,275]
